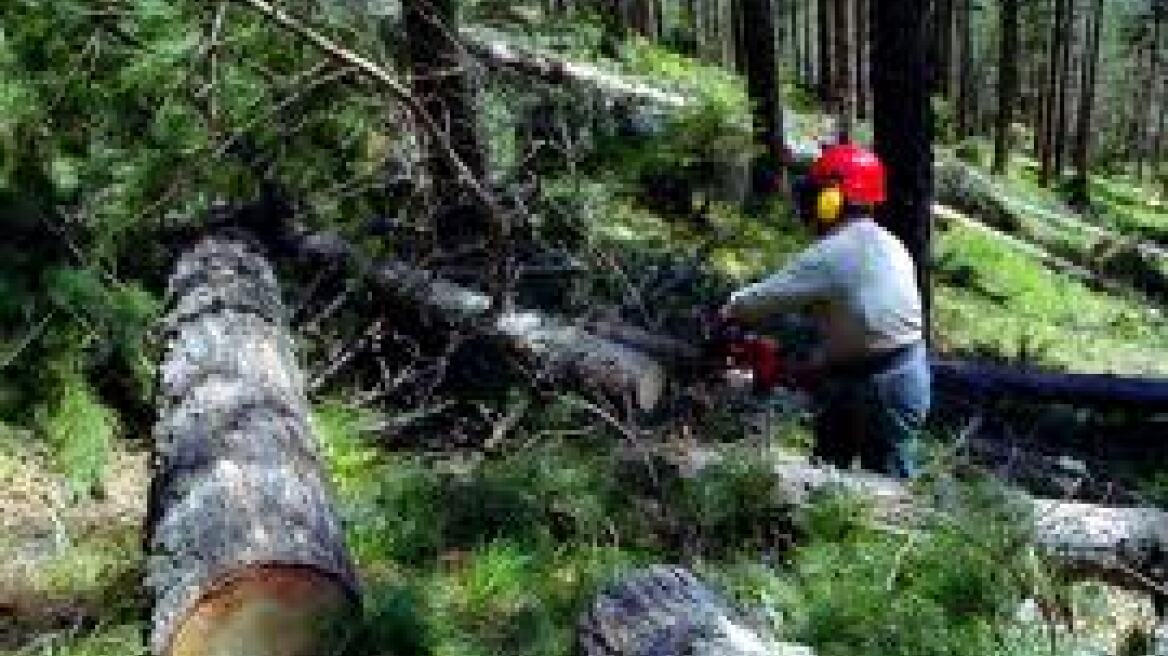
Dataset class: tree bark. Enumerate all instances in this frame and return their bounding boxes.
[404,0,487,188]
[854,0,869,120]
[803,0,815,86]
[954,0,973,140]
[1052,0,1073,182]
[464,28,690,107]
[742,0,786,193]
[872,0,933,338]
[817,0,834,102]
[1040,0,1067,186]
[992,0,1020,175]
[644,448,1168,598]
[146,235,359,656]
[791,0,802,86]
[280,229,668,411]
[833,0,854,139]
[579,566,815,656]
[1067,0,1104,207]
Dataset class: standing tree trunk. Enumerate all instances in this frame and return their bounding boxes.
[1068,0,1104,206]
[1140,6,1163,181]
[833,0,854,140]
[1040,0,1068,186]
[872,0,933,337]
[992,0,1020,174]
[854,0,869,120]
[1053,0,1073,182]
[405,0,486,186]
[791,0,802,85]
[818,0,834,102]
[146,234,359,656]
[803,0,816,86]
[932,0,954,96]
[955,0,973,140]
[743,0,786,194]
[404,0,490,251]
[630,0,660,40]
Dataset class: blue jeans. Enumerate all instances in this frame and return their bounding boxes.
[812,341,931,479]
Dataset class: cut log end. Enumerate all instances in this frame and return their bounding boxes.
[166,567,354,656]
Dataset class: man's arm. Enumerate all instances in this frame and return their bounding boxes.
[724,237,841,324]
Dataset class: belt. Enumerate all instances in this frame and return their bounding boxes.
[826,341,924,379]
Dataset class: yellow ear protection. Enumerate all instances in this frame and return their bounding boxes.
[815,186,845,227]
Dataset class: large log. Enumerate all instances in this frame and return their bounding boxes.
[579,565,814,656]
[932,360,1168,411]
[146,234,359,656]
[660,449,1168,597]
[462,27,691,108]
[279,229,667,411]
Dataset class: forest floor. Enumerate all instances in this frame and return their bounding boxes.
[3,20,1168,656]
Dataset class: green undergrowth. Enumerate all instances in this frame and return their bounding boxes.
[311,402,1077,656]
[934,221,1168,375]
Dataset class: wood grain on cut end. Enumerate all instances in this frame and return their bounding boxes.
[167,566,353,656]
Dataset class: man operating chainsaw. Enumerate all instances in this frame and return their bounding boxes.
[721,143,930,479]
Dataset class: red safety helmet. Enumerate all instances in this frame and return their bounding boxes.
[808,143,887,205]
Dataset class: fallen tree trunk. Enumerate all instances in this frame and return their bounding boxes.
[660,449,1168,598]
[579,565,814,656]
[279,229,667,411]
[146,233,359,656]
[462,27,691,108]
[932,360,1168,411]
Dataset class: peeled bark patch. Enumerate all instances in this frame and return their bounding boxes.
[146,235,358,656]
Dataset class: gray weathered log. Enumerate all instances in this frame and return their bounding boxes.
[146,234,359,656]
[659,449,1168,597]
[281,228,667,411]
[463,27,691,108]
[579,565,815,656]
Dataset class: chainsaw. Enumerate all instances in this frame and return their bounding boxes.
[697,310,785,397]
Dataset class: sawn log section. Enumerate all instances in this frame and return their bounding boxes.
[146,234,358,656]
[664,449,1168,598]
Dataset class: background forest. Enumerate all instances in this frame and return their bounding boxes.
[0,0,1166,655]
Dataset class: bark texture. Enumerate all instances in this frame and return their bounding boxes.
[741,0,785,193]
[281,228,667,411]
[653,449,1168,598]
[146,234,358,656]
[871,0,933,333]
[578,565,815,656]
[992,0,1019,174]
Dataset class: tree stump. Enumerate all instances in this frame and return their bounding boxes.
[146,234,359,656]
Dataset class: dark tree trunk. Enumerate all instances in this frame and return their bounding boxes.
[147,235,359,656]
[932,0,954,95]
[955,0,973,139]
[405,0,486,185]
[1068,0,1104,207]
[1140,7,1163,181]
[992,0,1019,174]
[854,0,869,120]
[791,0,802,84]
[833,0,854,139]
[1040,0,1068,186]
[872,0,934,337]
[803,0,816,85]
[818,0,834,102]
[1053,0,1073,181]
[630,0,659,39]
[743,0,786,193]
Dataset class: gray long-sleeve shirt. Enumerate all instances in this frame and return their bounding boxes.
[727,219,923,363]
